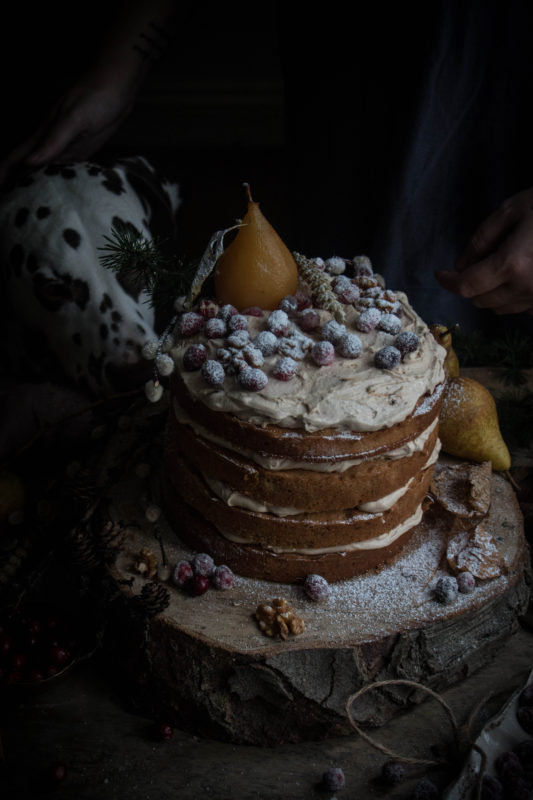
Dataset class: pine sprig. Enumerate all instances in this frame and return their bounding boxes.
[453,327,533,386]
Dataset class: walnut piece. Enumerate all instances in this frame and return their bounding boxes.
[255,598,305,640]
[431,461,491,521]
[447,522,504,580]
[133,547,157,578]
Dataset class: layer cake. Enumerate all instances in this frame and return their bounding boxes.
[162,257,446,582]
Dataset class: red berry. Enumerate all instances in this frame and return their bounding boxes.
[312,341,335,366]
[321,319,346,344]
[297,308,321,332]
[189,575,210,596]
[241,306,263,317]
[11,652,26,670]
[304,574,329,602]
[278,295,298,314]
[273,357,298,381]
[217,304,238,322]
[374,346,402,370]
[205,318,226,339]
[183,343,208,371]
[176,311,205,337]
[295,291,312,310]
[191,552,215,577]
[157,722,174,741]
[238,367,268,391]
[228,314,248,332]
[322,767,345,791]
[171,560,193,588]
[336,283,360,304]
[48,762,67,784]
[49,645,71,667]
[212,565,235,590]
[518,683,533,707]
[201,360,225,387]
[0,632,13,655]
[336,333,362,359]
[197,298,218,319]
[356,307,381,332]
[266,309,290,336]
[26,669,45,683]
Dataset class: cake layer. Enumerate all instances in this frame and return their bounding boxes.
[171,373,444,463]
[166,407,440,513]
[161,474,423,582]
[165,452,433,550]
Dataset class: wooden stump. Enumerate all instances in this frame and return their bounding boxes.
[96,403,531,746]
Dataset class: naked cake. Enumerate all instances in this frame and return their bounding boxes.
[161,248,446,583]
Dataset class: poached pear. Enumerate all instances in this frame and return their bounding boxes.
[214,200,298,310]
[430,324,460,377]
[439,376,511,471]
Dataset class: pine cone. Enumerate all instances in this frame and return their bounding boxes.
[96,519,126,564]
[68,524,101,569]
[137,580,170,617]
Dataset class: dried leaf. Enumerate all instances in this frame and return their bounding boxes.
[447,522,504,579]
[182,224,244,309]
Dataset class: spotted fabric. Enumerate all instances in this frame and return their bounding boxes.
[0,156,180,394]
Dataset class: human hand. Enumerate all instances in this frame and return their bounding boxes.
[435,188,533,315]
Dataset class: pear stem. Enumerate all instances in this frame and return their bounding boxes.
[242,182,253,203]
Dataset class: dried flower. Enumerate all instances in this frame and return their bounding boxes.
[293,252,345,323]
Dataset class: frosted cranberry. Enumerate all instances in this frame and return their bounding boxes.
[217,304,238,322]
[171,560,193,587]
[378,313,402,335]
[295,291,312,310]
[183,343,208,371]
[515,738,533,766]
[242,345,264,368]
[226,330,250,348]
[517,706,533,734]
[11,652,26,670]
[324,256,346,275]
[205,318,226,339]
[321,319,346,344]
[241,306,263,317]
[191,552,215,577]
[48,762,67,784]
[374,346,402,370]
[434,575,458,605]
[228,314,248,332]
[297,308,321,332]
[50,645,71,667]
[322,767,345,791]
[336,283,361,304]
[197,298,218,319]
[279,295,298,315]
[495,750,523,782]
[519,684,533,707]
[201,359,225,387]
[26,669,45,683]
[273,357,298,381]
[267,309,290,336]
[356,307,381,332]
[0,633,13,654]
[504,776,533,799]
[412,779,439,799]
[337,333,362,359]
[253,331,278,356]
[395,331,420,356]
[190,575,210,596]
[312,341,335,366]
[157,722,174,741]
[212,565,235,590]
[304,574,329,602]
[381,760,405,785]
[457,571,476,594]
[176,311,204,337]
[239,367,268,391]
[310,256,325,271]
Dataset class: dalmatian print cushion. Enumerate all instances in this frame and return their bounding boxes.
[0,156,180,395]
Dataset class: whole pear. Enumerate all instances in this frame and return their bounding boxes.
[429,324,460,377]
[214,201,298,310]
[439,376,511,471]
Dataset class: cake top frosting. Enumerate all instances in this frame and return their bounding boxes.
[167,257,446,434]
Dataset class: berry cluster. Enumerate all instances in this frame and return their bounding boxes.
[0,605,76,686]
[491,733,533,799]
[171,553,235,596]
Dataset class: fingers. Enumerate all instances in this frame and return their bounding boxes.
[455,200,520,272]
[436,254,505,299]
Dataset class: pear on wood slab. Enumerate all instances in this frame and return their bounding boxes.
[214,198,298,310]
[439,376,511,471]
[430,324,460,377]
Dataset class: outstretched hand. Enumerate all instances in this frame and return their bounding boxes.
[436,188,533,314]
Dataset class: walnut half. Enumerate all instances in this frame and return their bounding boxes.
[255,598,305,640]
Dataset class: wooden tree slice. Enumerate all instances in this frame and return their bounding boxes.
[97,402,531,745]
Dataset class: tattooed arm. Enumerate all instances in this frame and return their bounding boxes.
[436,188,533,315]
[0,0,176,186]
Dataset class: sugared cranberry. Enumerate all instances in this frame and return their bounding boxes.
[197,298,218,319]
[356,307,381,332]
[322,767,345,791]
[503,776,533,799]
[515,738,533,768]
[171,560,193,588]
[295,291,312,310]
[434,575,458,605]
[50,645,71,667]
[212,565,235,590]
[495,750,523,782]
[201,360,225,387]
[374,346,402,370]
[312,341,335,366]
[48,762,67,784]
[304,574,329,602]
[310,256,325,271]
[238,367,268,391]
[324,256,346,275]
[267,309,290,337]
[189,575,210,596]
[217,304,238,322]
[241,306,263,317]
[157,722,174,741]
[176,311,204,337]
[395,331,420,357]
[457,571,476,594]
[11,652,26,670]
[381,760,405,785]
[519,684,533,707]
[297,308,321,332]
[278,295,298,315]
[273,357,298,381]
[0,632,13,655]
[517,706,533,734]
[480,774,504,800]
[321,319,346,344]
[191,553,215,577]
[205,317,226,339]
[228,314,248,333]
[337,333,362,359]
[378,313,402,335]
[412,779,439,799]
[253,331,278,356]
[183,343,208,371]
[227,330,250,349]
